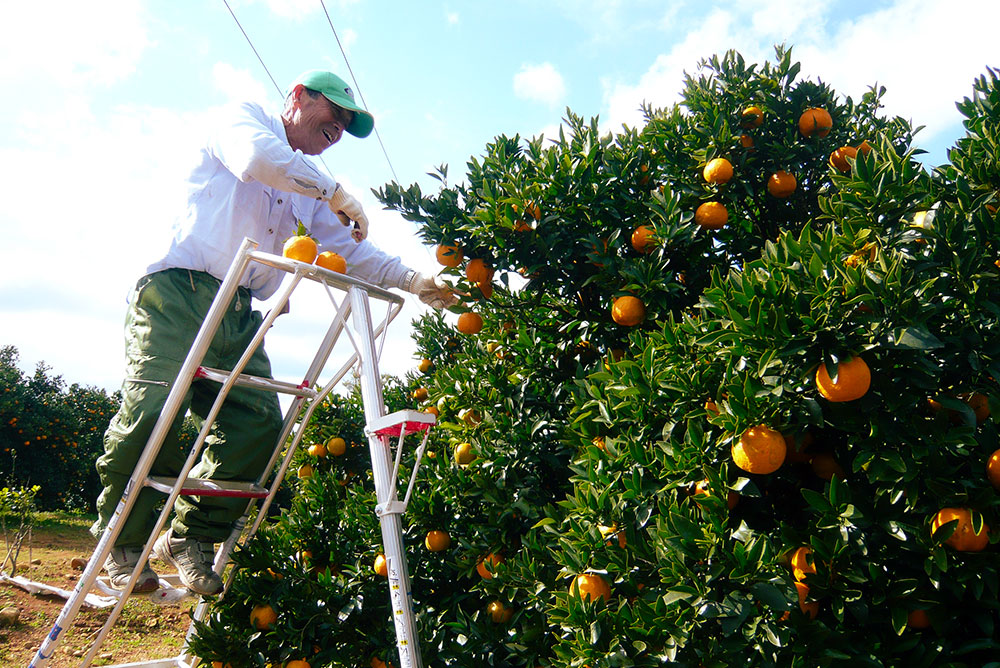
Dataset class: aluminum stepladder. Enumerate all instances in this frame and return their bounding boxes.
[31,237,431,668]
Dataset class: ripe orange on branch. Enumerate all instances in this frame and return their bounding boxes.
[987,448,1000,489]
[631,225,656,253]
[424,530,451,552]
[612,296,645,327]
[465,258,494,285]
[741,105,764,128]
[250,604,277,631]
[703,157,734,185]
[487,600,514,623]
[798,107,833,138]
[325,436,346,456]
[767,170,797,198]
[374,553,388,577]
[435,244,463,268]
[931,507,990,552]
[477,552,505,579]
[695,201,728,229]
[815,356,871,402]
[790,546,816,581]
[732,424,786,474]
[829,146,858,173]
[457,311,483,334]
[570,573,612,602]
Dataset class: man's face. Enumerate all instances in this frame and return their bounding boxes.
[285,86,355,155]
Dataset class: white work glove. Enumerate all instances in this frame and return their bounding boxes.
[329,186,369,242]
[405,272,459,309]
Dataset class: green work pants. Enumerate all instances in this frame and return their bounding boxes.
[92,268,282,546]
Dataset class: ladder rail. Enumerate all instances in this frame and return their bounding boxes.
[79,261,307,668]
[30,238,260,668]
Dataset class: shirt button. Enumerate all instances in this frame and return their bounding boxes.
[268,228,273,234]
[277,199,283,204]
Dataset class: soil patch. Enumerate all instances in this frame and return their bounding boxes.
[1,513,194,667]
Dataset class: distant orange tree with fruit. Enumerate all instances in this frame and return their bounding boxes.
[192,48,1000,666]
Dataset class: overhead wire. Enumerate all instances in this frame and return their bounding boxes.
[221,0,283,97]
[318,0,400,185]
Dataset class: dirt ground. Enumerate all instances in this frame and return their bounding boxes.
[1,513,194,667]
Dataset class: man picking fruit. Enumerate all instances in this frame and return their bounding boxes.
[92,70,455,595]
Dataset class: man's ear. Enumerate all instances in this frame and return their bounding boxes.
[289,84,306,106]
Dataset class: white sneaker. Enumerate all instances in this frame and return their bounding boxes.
[152,529,223,595]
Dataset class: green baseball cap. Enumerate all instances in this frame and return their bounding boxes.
[289,70,374,138]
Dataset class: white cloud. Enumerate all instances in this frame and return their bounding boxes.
[446,11,460,25]
[0,0,149,90]
[514,63,568,108]
[604,0,1000,153]
[213,62,272,104]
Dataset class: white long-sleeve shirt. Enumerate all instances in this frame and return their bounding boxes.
[146,101,411,299]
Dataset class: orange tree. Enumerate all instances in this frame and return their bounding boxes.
[190,50,999,666]
[0,345,119,510]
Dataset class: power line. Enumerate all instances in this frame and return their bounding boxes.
[221,0,282,97]
[318,0,400,185]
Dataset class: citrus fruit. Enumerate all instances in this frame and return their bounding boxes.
[418,358,434,373]
[283,235,318,263]
[454,442,474,466]
[931,507,990,552]
[790,546,816,581]
[631,225,656,253]
[857,139,873,155]
[692,479,739,509]
[315,251,346,273]
[374,553,388,577]
[767,170,797,198]
[307,442,327,458]
[435,244,463,267]
[741,105,764,128]
[695,201,728,229]
[612,296,645,326]
[250,604,277,631]
[732,424,786,474]
[798,107,833,138]
[297,464,313,478]
[739,134,754,148]
[325,436,346,456]
[907,609,931,629]
[424,530,451,552]
[703,157,734,184]
[477,552,504,579]
[597,523,627,548]
[465,258,494,285]
[795,582,819,619]
[286,661,310,668]
[459,408,482,426]
[962,392,990,423]
[988,449,1000,489]
[829,146,858,173]
[457,312,483,334]
[424,405,440,417]
[815,356,871,402]
[810,453,845,480]
[570,573,612,602]
[487,600,514,623]
[412,387,429,401]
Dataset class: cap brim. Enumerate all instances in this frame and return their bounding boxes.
[323,92,374,138]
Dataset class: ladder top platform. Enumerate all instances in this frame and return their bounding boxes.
[368,410,436,437]
[248,250,405,305]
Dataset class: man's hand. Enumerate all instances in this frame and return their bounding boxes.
[329,186,369,242]
[408,273,459,309]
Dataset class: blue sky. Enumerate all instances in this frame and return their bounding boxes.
[1,0,997,395]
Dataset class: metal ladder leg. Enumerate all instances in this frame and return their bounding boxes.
[350,286,424,668]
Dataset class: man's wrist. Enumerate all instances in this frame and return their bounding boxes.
[399,270,418,292]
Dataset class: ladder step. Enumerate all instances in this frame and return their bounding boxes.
[195,365,318,398]
[367,410,436,437]
[146,476,269,498]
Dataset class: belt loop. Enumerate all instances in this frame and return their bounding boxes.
[188,270,196,293]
